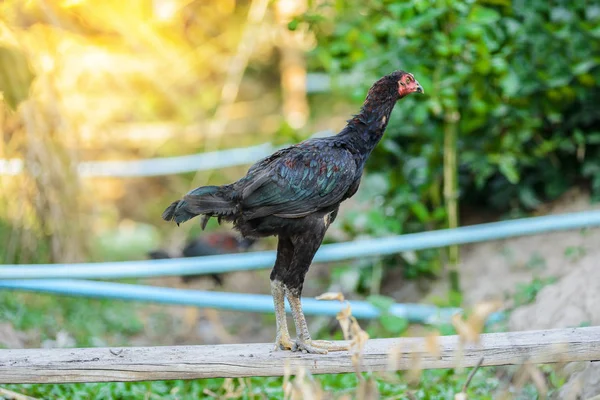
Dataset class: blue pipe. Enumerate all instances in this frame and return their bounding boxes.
[76,143,277,177]
[0,144,275,177]
[1,210,599,280]
[0,129,335,178]
[0,279,503,325]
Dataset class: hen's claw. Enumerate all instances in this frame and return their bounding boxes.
[275,334,294,351]
[292,339,328,354]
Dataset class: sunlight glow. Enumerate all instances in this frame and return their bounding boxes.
[153,0,178,21]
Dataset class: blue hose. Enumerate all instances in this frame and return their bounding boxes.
[0,129,334,178]
[0,144,275,177]
[1,210,599,280]
[77,143,277,177]
[0,279,502,325]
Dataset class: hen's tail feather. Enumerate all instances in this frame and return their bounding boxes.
[161,199,197,225]
[183,186,236,215]
[162,185,236,227]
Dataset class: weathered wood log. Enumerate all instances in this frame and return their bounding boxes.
[1,327,599,384]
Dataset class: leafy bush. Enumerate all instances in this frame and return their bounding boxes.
[297,0,600,278]
[301,0,600,217]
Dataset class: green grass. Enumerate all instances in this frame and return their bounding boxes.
[3,368,549,399]
[4,378,274,400]
[512,277,558,308]
[2,369,497,399]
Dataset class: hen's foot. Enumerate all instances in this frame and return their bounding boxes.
[291,339,349,354]
[292,339,327,354]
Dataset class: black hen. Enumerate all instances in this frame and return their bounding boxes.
[148,233,255,285]
[162,70,423,354]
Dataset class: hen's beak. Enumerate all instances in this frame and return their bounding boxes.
[415,81,424,94]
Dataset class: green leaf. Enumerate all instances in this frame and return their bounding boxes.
[498,157,519,184]
[366,209,387,232]
[491,57,508,74]
[380,315,409,334]
[479,0,511,5]
[388,3,409,18]
[474,58,492,74]
[367,295,395,313]
[546,75,571,88]
[410,202,430,222]
[587,5,600,21]
[572,60,598,75]
[448,290,463,307]
[431,207,447,221]
[500,68,519,96]
[586,132,600,144]
[518,186,542,209]
[550,7,573,23]
[413,103,428,124]
[469,6,501,25]
[287,19,299,31]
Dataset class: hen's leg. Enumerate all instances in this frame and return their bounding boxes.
[285,286,348,354]
[271,280,293,350]
[282,219,348,354]
[270,236,294,351]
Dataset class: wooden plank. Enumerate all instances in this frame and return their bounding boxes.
[0,327,599,384]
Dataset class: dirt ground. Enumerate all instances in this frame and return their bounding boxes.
[457,187,600,310]
[458,187,600,399]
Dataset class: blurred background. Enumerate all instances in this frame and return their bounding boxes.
[1,0,600,398]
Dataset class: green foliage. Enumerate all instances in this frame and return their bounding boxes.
[299,0,600,278]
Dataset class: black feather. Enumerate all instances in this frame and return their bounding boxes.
[161,200,180,221]
[200,215,210,230]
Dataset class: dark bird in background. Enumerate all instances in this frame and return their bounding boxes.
[162,70,423,354]
[148,233,255,285]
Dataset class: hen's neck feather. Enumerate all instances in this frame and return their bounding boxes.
[335,87,399,159]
